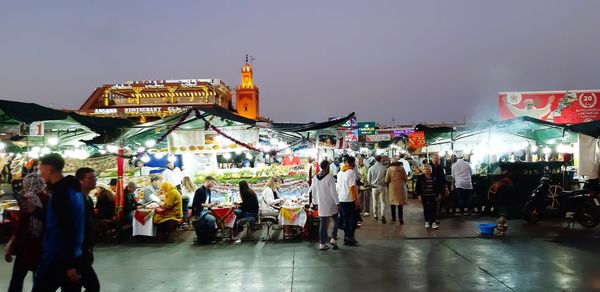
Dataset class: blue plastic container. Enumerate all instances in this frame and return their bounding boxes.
[479,223,496,235]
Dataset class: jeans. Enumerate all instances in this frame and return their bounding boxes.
[359,189,370,213]
[182,197,190,219]
[319,214,339,244]
[456,188,473,213]
[8,257,30,292]
[390,205,403,221]
[422,195,437,224]
[371,186,388,218]
[340,202,358,240]
[33,264,81,292]
[199,210,217,229]
[80,264,100,292]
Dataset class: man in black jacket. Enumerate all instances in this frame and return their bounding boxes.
[430,154,449,219]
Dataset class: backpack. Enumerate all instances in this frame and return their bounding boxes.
[194,212,216,244]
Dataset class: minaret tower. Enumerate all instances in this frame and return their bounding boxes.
[235,55,260,119]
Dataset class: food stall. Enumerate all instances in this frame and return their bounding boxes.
[414,117,585,217]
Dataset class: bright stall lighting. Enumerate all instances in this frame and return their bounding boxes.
[0,142,5,150]
[137,147,146,153]
[543,146,552,155]
[28,150,39,159]
[154,152,165,159]
[270,138,279,146]
[245,153,253,160]
[531,145,538,153]
[145,140,156,148]
[557,144,574,153]
[223,153,232,160]
[167,155,177,162]
[438,150,446,157]
[32,146,41,153]
[41,147,51,155]
[106,145,119,153]
[234,148,243,155]
[277,141,288,149]
[47,137,59,146]
[99,149,107,155]
[141,154,151,163]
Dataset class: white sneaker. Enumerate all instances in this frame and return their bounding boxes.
[330,239,338,249]
[319,244,329,250]
[363,212,370,217]
[432,222,439,229]
[425,222,431,228]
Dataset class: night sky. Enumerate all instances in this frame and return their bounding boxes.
[1,0,599,125]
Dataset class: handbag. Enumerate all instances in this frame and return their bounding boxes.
[155,207,166,214]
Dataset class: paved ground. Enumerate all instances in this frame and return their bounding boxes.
[2,200,600,291]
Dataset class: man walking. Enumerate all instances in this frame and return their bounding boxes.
[368,155,388,224]
[357,156,370,217]
[336,156,360,246]
[34,154,93,292]
[75,167,100,292]
[311,160,340,250]
[430,154,448,218]
[452,154,474,216]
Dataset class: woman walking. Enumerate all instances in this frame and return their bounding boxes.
[4,173,48,292]
[416,165,439,229]
[386,158,408,224]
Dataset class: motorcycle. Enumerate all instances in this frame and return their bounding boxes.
[523,177,600,228]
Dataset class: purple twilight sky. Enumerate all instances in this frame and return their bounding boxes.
[1,0,600,125]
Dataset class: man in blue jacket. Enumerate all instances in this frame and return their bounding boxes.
[33,153,94,291]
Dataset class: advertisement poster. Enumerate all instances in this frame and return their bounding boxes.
[365,133,391,142]
[318,134,339,148]
[499,91,600,124]
[408,131,426,148]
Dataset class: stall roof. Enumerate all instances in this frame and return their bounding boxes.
[568,121,600,138]
[0,99,134,145]
[0,99,68,124]
[416,117,572,145]
[271,112,355,133]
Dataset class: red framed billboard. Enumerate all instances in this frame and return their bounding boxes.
[498,90,600,124]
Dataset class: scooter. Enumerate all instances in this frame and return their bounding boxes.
[523,177,600,228]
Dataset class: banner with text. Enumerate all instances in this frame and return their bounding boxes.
[499,91,600,124]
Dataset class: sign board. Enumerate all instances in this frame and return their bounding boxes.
[19,122,45,136]
[499,90,600,124]
[408,131,426,148]
[365,133,391,142]
[345,129,359,142]
[329,116,357,128]
[392,128,415,138]
[358,122,376,135]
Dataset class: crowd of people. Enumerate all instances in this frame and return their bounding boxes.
[2,151,477,289]
[309,152,474,250]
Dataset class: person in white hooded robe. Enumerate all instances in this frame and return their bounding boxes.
[311,160,340,250]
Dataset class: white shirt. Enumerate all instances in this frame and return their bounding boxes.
[261,186,282,213]
[329,162,339,177]
[336,168,357,202]
[134,166,152,177]
[399,159,411,176]
[162,167,183,187]
[310,173,339,217]
[451,159,473,190]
